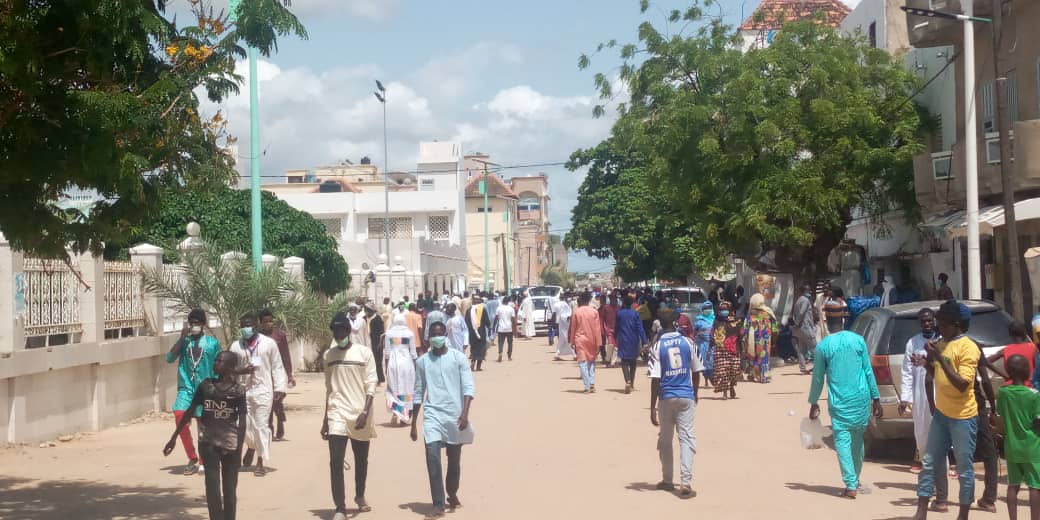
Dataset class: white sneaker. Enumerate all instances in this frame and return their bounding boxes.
[333,512,348,520]
[197,465,205,474]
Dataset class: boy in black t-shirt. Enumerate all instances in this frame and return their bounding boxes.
[165,350,247,520]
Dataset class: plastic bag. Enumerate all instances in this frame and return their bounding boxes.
[800,417,826,450]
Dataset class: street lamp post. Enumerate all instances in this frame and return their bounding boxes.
[228,0,263,272]
[374,81,390,299]
[901,5,992,300]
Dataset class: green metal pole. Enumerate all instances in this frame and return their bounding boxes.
[248,46,262,272]
[482,164,489,292]
[229,0,262,272]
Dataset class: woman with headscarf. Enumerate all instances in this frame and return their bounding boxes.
[744,294,779,383]
[693,301,715,388]
[384,315,418,426]
[710,301,745,399]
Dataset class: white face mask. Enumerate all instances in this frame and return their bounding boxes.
[190,325,203,335]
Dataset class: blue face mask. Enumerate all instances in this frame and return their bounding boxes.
[719,310,730,318]
[922,329,937,339]
[239,327,254,341]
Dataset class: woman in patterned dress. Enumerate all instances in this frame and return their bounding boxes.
[711,301,745,400]
[744,293,779,383]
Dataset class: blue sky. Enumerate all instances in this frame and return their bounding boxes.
[196,0,859,275]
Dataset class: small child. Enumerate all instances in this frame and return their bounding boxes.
[996,354,1040,520]
[164,350,247,520]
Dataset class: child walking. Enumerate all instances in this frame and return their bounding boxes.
[996,354,1040,520]
[164,351,247,520]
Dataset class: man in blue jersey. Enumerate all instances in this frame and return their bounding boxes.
[649,307,704,498]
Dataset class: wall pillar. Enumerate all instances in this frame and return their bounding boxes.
[130,243,165,336]
[0,234,24,355]
[78,252,105,345]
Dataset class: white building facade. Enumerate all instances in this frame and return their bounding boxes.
[271,142,469,301]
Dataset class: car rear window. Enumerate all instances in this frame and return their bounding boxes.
[533,299,547,310]
[886,310,1014,355]
[662,290,707,305]
[529,287,558,297]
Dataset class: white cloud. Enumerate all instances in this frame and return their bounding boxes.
[414,42,525,101]
[201,49,613,237]
[284,0,401,21]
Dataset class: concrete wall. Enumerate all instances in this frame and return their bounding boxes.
[0,332,184,444]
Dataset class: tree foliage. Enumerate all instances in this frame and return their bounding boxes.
[570,3,924,283]
[108,185,350,295]
[141,244,352,358]
[0,0,306,259]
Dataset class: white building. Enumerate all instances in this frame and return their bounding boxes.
[267,141,469,301]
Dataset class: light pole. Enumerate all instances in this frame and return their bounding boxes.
[902,6,993,300]
[228,0,263,272]
[374,81,390,298]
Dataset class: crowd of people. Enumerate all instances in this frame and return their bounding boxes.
[158,283,1040,520]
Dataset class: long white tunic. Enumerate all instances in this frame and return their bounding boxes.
[554,299,575,357]
[230,334,288,461]
[384,324,418,423]
[900,333,933,457]
[520,298,536,337]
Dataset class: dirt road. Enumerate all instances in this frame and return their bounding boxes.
[0,336,1013,519]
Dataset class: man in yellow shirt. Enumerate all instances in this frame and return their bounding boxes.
[912,301,980,520]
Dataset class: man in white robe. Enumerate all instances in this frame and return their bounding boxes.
[230,312,288,476]
[553,295,575,360]
[520,293,536,338]
[348,304,369,347]
[898,307,948,503]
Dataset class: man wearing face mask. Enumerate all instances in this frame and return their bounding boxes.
[900,308,949,499]
[322,312,377,518]
[166,308,222,475]
[230,312,287,477]
[411,322,475,519]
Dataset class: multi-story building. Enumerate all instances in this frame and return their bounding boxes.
[509,174,552,286]
[902,0,1040,313]
[738,0,851,51]
[263,142,469,301]
[462,165,519,293]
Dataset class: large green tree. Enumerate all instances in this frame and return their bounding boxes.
[0,0,305,259]
[571,2,924,283]
[107,185,350,295]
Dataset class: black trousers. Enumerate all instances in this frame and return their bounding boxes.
[268,400,286,439]
[974,397,998,504]
[328,435,370,511]
[371,337,385,383]
[620,359,637,384]
[199,442,240,520]
[497,332,514,357]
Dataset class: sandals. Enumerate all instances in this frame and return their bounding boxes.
[839,489,857,499]
[679,485,696,498]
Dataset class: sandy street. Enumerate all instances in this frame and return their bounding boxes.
[0,335,1018,519]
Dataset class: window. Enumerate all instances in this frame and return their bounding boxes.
[929,0,947,8]
[518,196,541,212]
[320,218,342,238]
[476,206,493,213]
[419,178,435,191]
[367,217,412,239]
[980,80,995,131]
[1007,70,1019,122]
[985,131,1015,164]
[868,22,877,49]
[428,216,449,242]
[932,151,953,180]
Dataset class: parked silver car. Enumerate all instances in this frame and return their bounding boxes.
[849,300,1013,455]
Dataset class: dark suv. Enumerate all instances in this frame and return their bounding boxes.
[849,300,1013,454]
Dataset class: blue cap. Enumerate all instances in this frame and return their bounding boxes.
[958,303,971,322]
[701,301,713,310]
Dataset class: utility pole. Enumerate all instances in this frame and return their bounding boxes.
[503,207,511,291]
[228,0,263,272]
[992,0,1024,318]
[526,246,533,286]
[482,163,490,293]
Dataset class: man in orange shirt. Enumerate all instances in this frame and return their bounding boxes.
[570,292,603,393]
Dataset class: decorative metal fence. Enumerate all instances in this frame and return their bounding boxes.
[103,261,145,331]
[161,263,187,333]
[23,258,82,338]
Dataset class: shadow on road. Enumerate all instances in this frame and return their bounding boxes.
[398,502,439,517]
[559,376,582,380]
[874,481,918,492]
[309,508,359,519]
[625,482,663,492]
[784,482,846,498]
[0,476,204,520]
